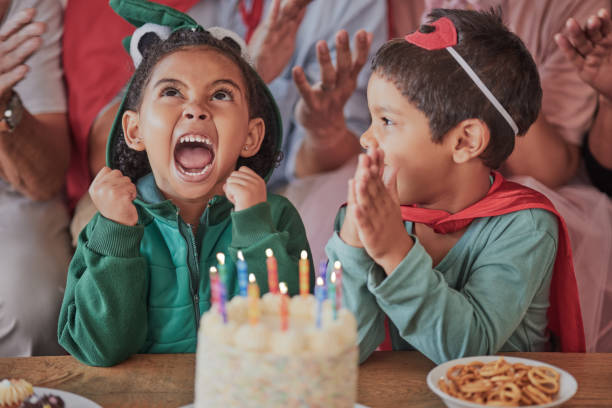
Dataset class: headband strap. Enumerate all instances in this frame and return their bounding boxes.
[405,17,519,136]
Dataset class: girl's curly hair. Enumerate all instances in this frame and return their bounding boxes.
[112,28,282,182]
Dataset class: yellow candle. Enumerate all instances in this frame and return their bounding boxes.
[279,282,289,331]
[299,250,309,296]
[247,273,260,325]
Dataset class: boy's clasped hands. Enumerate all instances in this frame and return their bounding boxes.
[340,148,414,275]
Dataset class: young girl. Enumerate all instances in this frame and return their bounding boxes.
[58,1,313,367]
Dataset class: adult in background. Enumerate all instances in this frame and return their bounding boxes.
[555,7,612,352]
[556,8,612,197]
[0,0,72,356]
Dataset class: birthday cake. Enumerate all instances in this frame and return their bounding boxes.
[194,286,358,408]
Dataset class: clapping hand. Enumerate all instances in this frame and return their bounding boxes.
[342,149,413,274]
[555,9,612,101]
[292,29,372,145]
[0,7,45,105]
[248,0,312,84]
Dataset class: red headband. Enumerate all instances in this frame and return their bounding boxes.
[402,16,519,136]
[404,17,457,50]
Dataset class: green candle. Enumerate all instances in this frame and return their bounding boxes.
[328,271,337,320]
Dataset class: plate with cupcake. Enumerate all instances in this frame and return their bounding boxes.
[0,379,101,408]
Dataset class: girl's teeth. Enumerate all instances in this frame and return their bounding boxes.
[181,164,211,176]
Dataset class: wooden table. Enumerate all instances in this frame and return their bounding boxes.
[1,352,611,407]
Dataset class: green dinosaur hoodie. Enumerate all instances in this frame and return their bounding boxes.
[58,0,313,367]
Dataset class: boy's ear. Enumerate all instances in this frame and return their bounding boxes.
[450,119,490,164]
[123,110,145,151]
[240,117,265,158]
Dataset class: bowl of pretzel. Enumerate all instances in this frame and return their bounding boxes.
[426,355,577,407]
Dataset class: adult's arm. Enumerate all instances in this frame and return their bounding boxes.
[501,0,608,188]
[503,114,581,189]
[555,8,612,172]
[0,4,69,200]
[0,111,69,199]
[291,0,387,178]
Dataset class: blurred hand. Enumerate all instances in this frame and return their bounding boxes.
[89,167,139,226]
[292,29,372,145]
[223,166,267,211]
[0,7,45,105]
[555,9,612,101]
[248,0,312,84]
[339,176,363,248]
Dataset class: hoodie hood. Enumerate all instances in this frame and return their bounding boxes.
[105,0,282,182]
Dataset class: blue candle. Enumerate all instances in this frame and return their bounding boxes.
[318,260,328,290]
[237,250,248,297]
[315,276,325,329]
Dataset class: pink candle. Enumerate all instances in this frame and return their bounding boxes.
[333,261,343,310]
[209,266,219,307]
[266,248,279,294]
[279,282,289,331]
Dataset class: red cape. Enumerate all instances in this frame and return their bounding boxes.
[379,171,585,352]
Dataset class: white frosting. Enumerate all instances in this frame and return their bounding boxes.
[233,324,269,352]
[269,330,305,356]
[195,293,358,408]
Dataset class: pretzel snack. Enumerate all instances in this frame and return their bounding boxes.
[437,357,561,406]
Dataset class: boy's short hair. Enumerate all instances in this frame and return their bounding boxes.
[372,8,542,169]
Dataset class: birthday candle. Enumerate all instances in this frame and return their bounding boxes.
[328,271,337,320]
[247,273,260,325]
[237,250,248,297]
[218,277,228,323]
[299,250,309,296]
[279,282,289,331]
[265,248,279,294]
[315,276,325,329]
[333,260,343,310]
[209,266,219,307]
[318,261,327,292]
[216,252,227,283]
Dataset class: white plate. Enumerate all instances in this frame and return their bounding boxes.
[179,404,368,408]
[32,387,102,408]
[426,355,577,408]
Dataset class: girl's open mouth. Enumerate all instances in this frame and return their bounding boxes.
[174,135,215,180]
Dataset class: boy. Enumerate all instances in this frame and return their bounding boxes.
[326,8,585,364]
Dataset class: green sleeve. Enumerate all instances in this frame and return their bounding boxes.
[367,211,558,364]
[57,213,148,366]
[229,195,314,296]
[324,207,385,363]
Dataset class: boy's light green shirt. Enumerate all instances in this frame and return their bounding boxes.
[325,206,558,365]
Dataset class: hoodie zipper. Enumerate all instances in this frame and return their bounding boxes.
[177,212,203,332]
